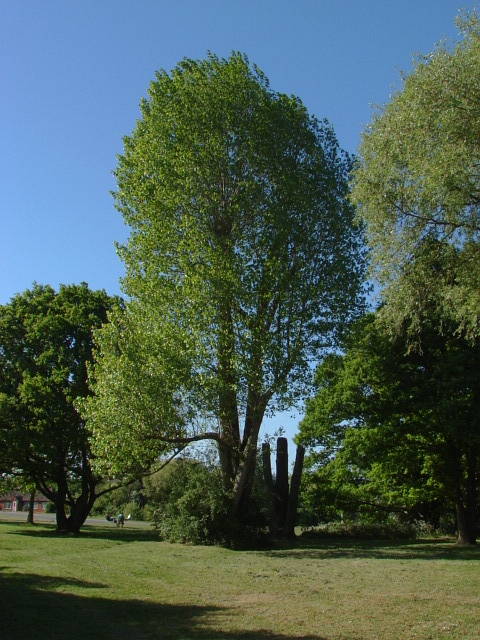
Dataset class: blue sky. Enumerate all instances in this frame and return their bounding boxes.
[0,0,470,446]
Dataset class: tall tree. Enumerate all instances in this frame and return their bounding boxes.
[84,53,367,522]
[297,307,480,544]
[0,283,121,533]
[350,10,480,340]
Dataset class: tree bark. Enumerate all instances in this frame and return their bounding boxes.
[284,444,305,538]
[262,438,305,537]
[262,442,278,534]
[54,471,69,532]
[262,442,274,492]
[217,300,241,494]
[275,437,289,530]
[456,498,476,545]
[54,452,97,533]
[455,450,477,545]
[230,389,268,518]
[26,489,35,525]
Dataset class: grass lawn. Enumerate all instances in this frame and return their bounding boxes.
[0,520,479,640]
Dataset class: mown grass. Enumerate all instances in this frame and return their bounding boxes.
[0,520,479,640]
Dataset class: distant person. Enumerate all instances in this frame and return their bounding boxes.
[117,511,125,527]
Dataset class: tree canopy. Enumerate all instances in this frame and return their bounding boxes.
[296,309,480,544]
[350,11,480,340]
[0,283,121,532]
[84,52,367,520]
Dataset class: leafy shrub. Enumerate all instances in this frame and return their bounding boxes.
[90,480,144,517]
[152,459,269,547]
[153,460,228,544]
[300,520,417,540]
[121,501,145,522]
[45,502,56,513]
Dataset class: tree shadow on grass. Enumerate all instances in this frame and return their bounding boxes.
[5,521,479,560]
[266,535,480,561]
[0,570,329,640]
[4,520,159,543]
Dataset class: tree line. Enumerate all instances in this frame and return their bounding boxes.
[1,11,479,543]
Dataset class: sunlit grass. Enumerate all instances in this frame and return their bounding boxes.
[1,521,479,639]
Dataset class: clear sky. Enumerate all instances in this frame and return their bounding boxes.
[0,0,471,446]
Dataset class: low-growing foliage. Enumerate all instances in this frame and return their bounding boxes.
[300,521,418,540]
[152,459,270,547]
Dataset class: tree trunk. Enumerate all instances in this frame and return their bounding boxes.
[284,444,305,538]
[55,453,97,533]
[55,473,69,532]
[455,451,477,545]
[275,437,289,530]
[262,442,278,534]
[217,301,241,494]
[456,498,476,545]
[230,389,268,518]
[262,442,274,492]
[26,489,35,525]
[56,492,95,534]
[262,438,305,537]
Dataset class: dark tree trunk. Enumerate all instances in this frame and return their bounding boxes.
[26,489,35,525]
[455,451,477,545]
[54,452,97,533]
[284,444,305,538]
[262,437,305,537]
[230,390,268,518]
[262,442,274,492]
[56,492,95,534]
[217,302,241,495]
[274,437,289,529]
[456,498,476,545]
[54,472,69,532]
[262,442,278,534]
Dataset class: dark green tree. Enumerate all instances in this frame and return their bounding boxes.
[297,302,480,544]
[84,53,367,525]
[0,283,122,533]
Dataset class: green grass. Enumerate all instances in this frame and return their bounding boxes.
[1,521,479,640]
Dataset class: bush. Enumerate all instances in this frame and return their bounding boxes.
[152,460,227,544]
[300,520,417,540]
[90,480,144,518]
[121,501,145,522]
[152,459,269,548]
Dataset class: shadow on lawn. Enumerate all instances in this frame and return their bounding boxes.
[4,520,159,543]
[7,521,480,560]
[267,535,480,561]
[0,570,329,640]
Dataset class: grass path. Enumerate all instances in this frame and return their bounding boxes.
[1,521,479,640]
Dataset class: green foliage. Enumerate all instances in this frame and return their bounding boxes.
[0,283,121,531]
[152,458,269,547]
[350,10,480,341]
[153,460,227,544]
[120,501,144,522]
[301,520,417,540]
[85,52,367,520]
[90,480,144,518]
[296,311,480,540]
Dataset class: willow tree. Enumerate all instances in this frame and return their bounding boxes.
[350,11,480,341]
[85,53,366,519]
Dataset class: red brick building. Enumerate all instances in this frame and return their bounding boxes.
[0,492,48,513]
